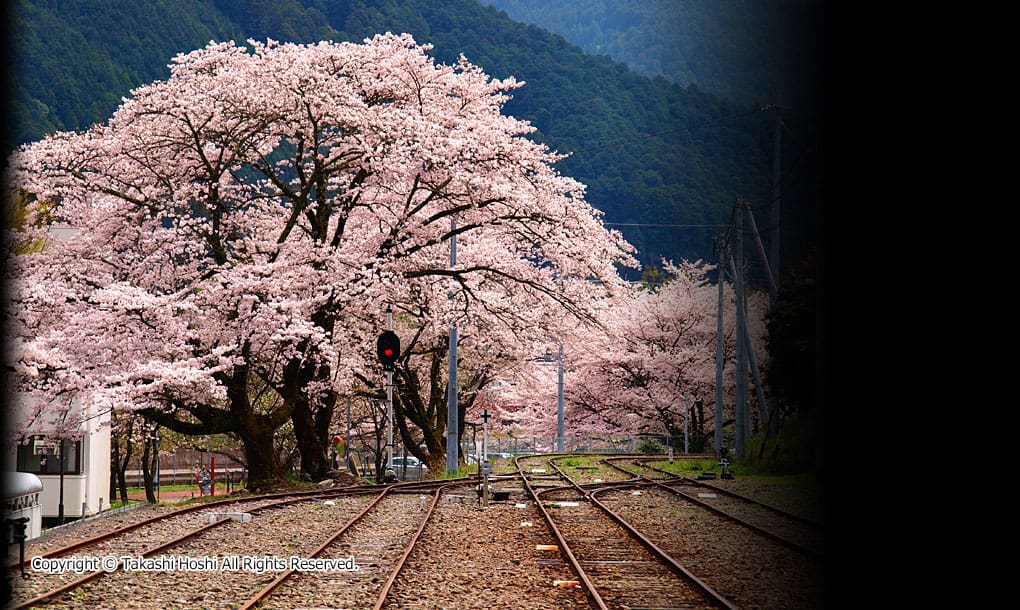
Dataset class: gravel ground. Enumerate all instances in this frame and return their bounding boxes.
[598,486,827,609]
[537,487,719,610]
[7,458,828,609]
[668,483,825,556]
[9,496,290,606]
[31,495,373,609]
[545,456,634,486]
[708,478,826,526]
[9,503,173,562]
[385,484,592,610]
[258,492,428,609]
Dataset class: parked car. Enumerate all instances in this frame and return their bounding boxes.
[389,456,428,480]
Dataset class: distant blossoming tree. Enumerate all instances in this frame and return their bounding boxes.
[5,34,634,487]
[489,261,767,444]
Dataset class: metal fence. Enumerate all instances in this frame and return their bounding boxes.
[462,433,714,457]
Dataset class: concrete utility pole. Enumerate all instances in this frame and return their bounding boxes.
[446,220,459,475]
[743,199,780,437]
[764,101,785,283]
[743,199,778,305]
[714,238,725,455]
[732,207,748,459]
[557,344,564,453]
[385,306,395,479]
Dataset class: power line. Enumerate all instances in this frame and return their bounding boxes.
[603,223,730,228]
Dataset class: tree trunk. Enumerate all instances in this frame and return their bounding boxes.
[141,435,157,504]
[237,422,283,491]
[141,432,159,510]
[284,309,338,482]
[117,436,133,503]
[138,363,292,493]
[291,399,332,481]
[110,440,119,504]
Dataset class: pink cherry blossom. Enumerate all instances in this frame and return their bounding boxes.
[5,35,636,484]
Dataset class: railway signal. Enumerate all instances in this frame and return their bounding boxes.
[377,330,400,370]
[718,446,734,480]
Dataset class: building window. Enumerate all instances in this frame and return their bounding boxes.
[16,437,82,475]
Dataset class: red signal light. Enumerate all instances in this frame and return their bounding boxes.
[377,331,400,369]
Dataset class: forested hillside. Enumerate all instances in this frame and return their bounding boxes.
[7,0,819,273]
[479,0,823,110]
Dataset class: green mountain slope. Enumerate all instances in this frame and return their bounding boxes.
[7,0,818,273]
[478,0,824,110]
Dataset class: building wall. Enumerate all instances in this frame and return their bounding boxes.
[6,393,111,519]
[83,403,111,515]
[36,475,87,518]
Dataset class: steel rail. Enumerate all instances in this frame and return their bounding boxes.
[10,474,477,574]
[601,458,824,559]
[7,484,388,571]
[10,489,377,609]
[588,485,739,610]
[237,487,393,609]
[370,483,450,610]
[632,457,826,529]
[514,456,610,610]
[543,457,737,610]
[12,516,230,610]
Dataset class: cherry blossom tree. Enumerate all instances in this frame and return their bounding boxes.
[489,261,768,445]
[567,261,730,437]
[5,34,634,488]
[355,259,588,471]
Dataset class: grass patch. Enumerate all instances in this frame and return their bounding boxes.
[649,459,718,475]
[106,499,144,511]
[432,464,477,480]
[125,484,201,495]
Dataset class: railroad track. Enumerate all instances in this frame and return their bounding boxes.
[8,479,461,608]
[517,455,735,610]
[8,457,826,608]
[7,485,385,572]
[603,457,825,558]
[633,458,825,528]
[239,484,448,609]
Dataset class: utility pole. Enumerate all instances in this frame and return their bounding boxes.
[446,220,459,476]
[385,306,395,480]
[557,344,564,453]
[482,408,490,507]
[714,237,725,455]
[684,398,691,454]
[732,205,748,459]
[764,100,785,283]
[58,439,66,525]
[743,199,778,305]
[743,198,780,437]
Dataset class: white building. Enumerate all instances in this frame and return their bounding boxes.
[3,393,111,524]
